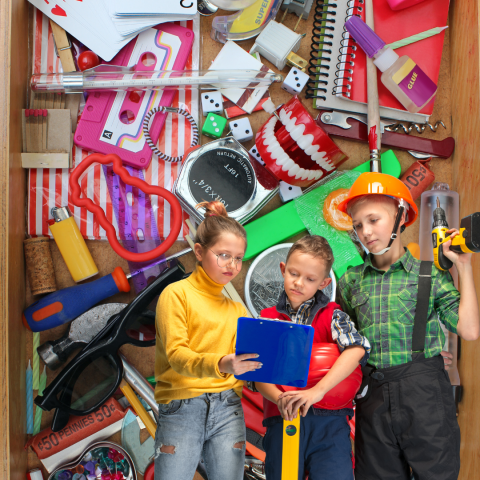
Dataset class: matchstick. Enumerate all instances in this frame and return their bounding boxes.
[42,110,48,153]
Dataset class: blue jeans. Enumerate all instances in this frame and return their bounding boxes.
[263,411,354,480]
[154,390,246,480]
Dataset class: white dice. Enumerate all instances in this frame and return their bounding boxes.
[248,145,265,165]
[229,118,253,143]
[279,181,303,202]
[201,91,224,116]
[281,67,309,95]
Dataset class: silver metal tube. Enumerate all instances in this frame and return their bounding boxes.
[121,354,158,417]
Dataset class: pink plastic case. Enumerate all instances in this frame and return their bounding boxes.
[386,0,428,10]
[74,23,194,170]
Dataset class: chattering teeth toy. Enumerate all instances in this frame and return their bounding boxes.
[255,96,348,188]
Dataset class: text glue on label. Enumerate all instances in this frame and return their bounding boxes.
[345,16,437,114]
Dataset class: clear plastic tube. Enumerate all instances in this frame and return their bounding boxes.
[30,68,283,94]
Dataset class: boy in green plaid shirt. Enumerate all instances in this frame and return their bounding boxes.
[336,173,479,480]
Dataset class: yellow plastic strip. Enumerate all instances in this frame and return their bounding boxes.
[282,412,300,480]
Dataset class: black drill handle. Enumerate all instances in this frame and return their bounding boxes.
[438,243,454,271]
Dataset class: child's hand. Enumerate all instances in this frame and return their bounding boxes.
[442,229,473,268]
[277,394,297,421]
[218,353,262,375]
[277,388,325,420]
[440,350,453,371]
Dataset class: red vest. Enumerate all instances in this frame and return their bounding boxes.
[260,302,359,420]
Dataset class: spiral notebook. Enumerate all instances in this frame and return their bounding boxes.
[307,0,449,123]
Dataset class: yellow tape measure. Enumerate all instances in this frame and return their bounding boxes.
[282,412,300,479]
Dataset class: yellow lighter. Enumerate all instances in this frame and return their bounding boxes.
[48,206,98,282]
[282,412,301,480]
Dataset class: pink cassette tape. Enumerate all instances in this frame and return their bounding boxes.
[74,23,194,169]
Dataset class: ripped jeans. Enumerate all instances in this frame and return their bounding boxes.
[154,390,246,480]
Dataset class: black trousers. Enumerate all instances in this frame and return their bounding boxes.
[355,355,460,480]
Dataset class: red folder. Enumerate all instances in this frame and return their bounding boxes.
[342,0,450,115]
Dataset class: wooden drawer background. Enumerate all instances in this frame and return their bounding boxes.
[1,0,480,478]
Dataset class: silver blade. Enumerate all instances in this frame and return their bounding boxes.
[69,303,127,343]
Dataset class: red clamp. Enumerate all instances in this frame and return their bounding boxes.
[69,153,182,262]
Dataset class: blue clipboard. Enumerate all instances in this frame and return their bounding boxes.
[235,317,314,387]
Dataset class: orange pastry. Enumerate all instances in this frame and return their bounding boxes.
[323,189,353,231]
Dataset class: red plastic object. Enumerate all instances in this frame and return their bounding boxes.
[242,396,266,436]
[242,387,264,411]
[69,153,182,262]
[316,110,455,158]
[255,96,348,188]
[283,343,363,409]
[144,462,154,480]
[77,50,100,71]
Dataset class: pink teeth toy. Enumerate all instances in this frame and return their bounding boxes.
[255,96,348,188]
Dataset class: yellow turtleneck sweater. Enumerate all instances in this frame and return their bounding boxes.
[155,266,247,404]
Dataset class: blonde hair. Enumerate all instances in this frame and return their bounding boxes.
[286,235,334,274]
[347,194,398,217]
[194,201,247,249]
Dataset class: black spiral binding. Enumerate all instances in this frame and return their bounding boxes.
[306,0,363,101]
[305,1,336,100]
[332,0,363,97]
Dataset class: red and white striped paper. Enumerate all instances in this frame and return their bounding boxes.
[28,9,199,240]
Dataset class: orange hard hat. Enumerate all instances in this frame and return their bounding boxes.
[337,172,418,226]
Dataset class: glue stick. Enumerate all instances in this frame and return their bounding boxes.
[48,207,98,282]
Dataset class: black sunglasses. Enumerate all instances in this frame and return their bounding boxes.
[35,262,185,431]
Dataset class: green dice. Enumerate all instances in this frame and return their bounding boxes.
[202,113,227,139]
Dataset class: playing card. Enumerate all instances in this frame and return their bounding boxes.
[102,0,195,38]
[209,41,273,114]
[27,0,130,60]
[113,0,197,17]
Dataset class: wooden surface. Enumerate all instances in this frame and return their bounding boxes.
[0,1,475,479]
[450,1,480,478]
[1,0,30,478]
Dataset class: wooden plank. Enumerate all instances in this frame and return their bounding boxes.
[450,1,480,478]
[0,0,29,478]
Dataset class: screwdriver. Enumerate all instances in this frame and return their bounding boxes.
[22,247,191,332]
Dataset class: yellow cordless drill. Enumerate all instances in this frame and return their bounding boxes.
[432,197,480,271]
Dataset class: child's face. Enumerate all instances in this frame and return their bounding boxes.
[350,200,401,253]
[280,251,332,311]
[194,232,246,285]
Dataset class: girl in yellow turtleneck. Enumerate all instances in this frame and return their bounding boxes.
[154,200,261,480]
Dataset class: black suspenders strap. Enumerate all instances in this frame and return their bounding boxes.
[411,261,433,353]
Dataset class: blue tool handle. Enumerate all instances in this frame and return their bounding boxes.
[23,273,124,332]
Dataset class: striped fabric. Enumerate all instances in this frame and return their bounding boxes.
[27,9,200,241]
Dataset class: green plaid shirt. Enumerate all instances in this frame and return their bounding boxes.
[338,249,460,368]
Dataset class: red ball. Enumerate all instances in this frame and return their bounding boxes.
[78,51,100,71]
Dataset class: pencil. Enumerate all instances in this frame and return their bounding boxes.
[388,26,448,50]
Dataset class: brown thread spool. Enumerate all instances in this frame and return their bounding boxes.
[24,237,57,295]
